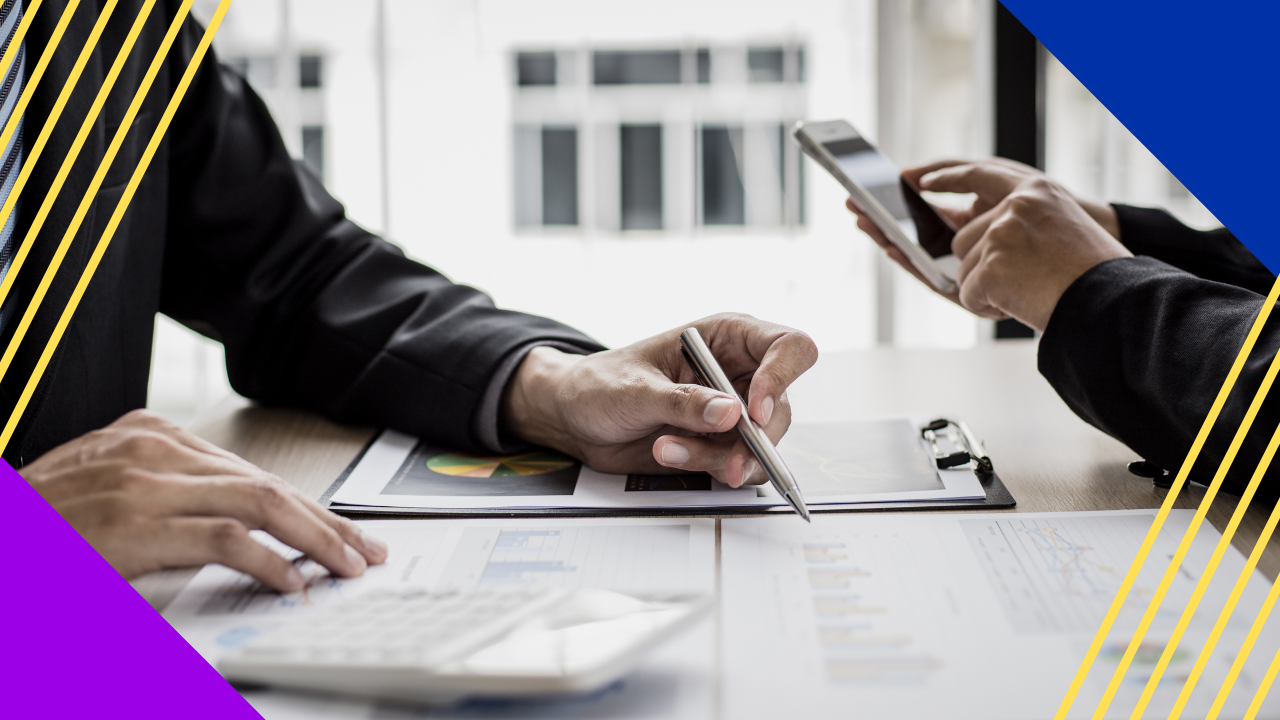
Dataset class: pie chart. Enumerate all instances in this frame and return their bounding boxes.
[426,450,576,478]
[386,443,582,497]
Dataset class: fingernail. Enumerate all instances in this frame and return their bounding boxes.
[361,531,388,560]
[761,396,775,425]
[704,397,737,426]
[742,459,758,485]
[284,566,306,591]
[661,441,690,466]
[344,545,368,575]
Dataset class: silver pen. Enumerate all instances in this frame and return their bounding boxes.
[678,328,810,521]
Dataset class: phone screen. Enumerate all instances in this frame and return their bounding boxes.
[821,135,955,259]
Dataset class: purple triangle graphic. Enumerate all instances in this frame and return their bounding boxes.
[0,461,261,718]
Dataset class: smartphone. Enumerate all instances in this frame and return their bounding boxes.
[792,120,959,294]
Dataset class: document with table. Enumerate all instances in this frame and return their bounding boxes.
[721,509,1280,720]
[325,417,995,513]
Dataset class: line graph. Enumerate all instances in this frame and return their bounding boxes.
[961,515,1173,634]
[1018,524,1122,599]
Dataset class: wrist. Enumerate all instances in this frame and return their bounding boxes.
[1077,198,1121,240]
[500,346,583,454]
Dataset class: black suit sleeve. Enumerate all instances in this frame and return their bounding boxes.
[1112,203,1274,294]
[158,31,603,452]
[1039,255,1280,502]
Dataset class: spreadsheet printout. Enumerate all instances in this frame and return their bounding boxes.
[721,510,1280,719]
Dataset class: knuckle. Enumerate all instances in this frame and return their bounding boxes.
[249,477,291,515]
[1006,191,1038,213]
[207,519,249,556]
[115,430,178,458]
[119,408,167,428]
[1026,176,1056,193]
[305,524,348,559]
[792,331,820,366]
[330,515,359,539]
[668,383,699,414]
[320,527,347,555]
[986,215,1020,243]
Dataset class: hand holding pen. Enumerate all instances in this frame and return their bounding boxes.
[679,327,811,521]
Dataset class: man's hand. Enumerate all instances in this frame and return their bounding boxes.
[501,314,818,488]
[20,410,388,592]
[845,157,1130,330]
[907,158,1120,239]
[845,158,1123,309]
[948,173,1130,330]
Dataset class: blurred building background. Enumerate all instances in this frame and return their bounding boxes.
[150,0,1218,424]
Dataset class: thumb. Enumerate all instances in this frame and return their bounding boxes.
[648,379,742,434]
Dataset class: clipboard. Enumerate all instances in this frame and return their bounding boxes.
[319,419,1016,518]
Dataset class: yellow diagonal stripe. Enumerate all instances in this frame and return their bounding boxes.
[0,0,43,81]
[1055,273,1280,720]
[0,0,80,210]
[0,0,235,454]
[0,0,190,394]
[1214,572,1280,719]
[1243,642,1280,720]
[0,0,131,311]
[1126,347,1280,718]
[1094,316,1280,718]
[1168,418,1280,720]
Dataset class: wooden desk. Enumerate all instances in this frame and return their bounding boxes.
[130,340,1280,609]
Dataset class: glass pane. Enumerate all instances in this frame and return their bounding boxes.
[227,56,275,90]
[747,47,783,83]
[594,51,681,85]
[513,125,541,227]
[517,52,556,86]
[301,125,324,179]
[701,126,743,225]
[541,127,578,225]
[620,125,662,230]
[299,55,322,88]
[696,48,711,83]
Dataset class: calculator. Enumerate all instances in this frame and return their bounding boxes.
[218,586,711,704]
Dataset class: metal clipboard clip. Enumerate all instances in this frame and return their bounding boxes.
[921,418,994,474]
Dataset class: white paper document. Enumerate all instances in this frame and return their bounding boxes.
[721,509,1280,720]
[328,418,985,511]
[164,518,716,720]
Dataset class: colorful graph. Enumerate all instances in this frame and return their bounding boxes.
[1017,524,1120,598]
[426,450,575,478]
[961,515,1179,635]
[382,442,581,496]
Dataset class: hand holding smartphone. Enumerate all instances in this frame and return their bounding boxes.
[792,120,960,294]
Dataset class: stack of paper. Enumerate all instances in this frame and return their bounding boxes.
[326,418,986,514]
